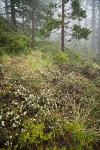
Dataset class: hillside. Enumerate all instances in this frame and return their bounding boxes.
[0,17,100,150]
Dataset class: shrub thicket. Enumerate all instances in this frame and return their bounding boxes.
[0,17,31,55]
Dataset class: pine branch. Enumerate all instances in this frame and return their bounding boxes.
[0,12,11,15]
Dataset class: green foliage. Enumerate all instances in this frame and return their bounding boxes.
[93,76,100,87]
[53,50,68,64]
[45,146,66,150]
[64,121,93,150]
[73,25,91,40]
[38,43,69,65]
[27,48,68,71]
[27,50,54,71]
[0,17,31,55]
[71,0,86,19]
[64,46,100,80]
[40,18,61,37]
[15,121,52,150]
[43,0,90,42]
[0,43,100,150]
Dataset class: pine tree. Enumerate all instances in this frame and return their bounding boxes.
[97,0,100,54]
[5,0,9,20]
[43,0,91,51]
[91,0,96,51]
[12,0,48,47]
[10,0,16,29]
[61,0,64,52]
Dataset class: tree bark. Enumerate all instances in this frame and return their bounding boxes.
[5,0,9,20]
[10,0,16,29]
[97,0,100,54]
[85,0,88,28]
[31,7,35,49]
[61,0,64,52]
[91,0,96,51]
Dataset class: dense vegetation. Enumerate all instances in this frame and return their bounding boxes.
[0,17,30,55]
[0,17,100,150]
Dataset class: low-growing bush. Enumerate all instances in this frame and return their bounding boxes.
[0,40,100,149]
[15,121,52,150]
[53,50,68,65]
[0,17,31,55]
[0,58,99,149]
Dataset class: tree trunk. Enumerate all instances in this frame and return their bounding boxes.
[31,8,35,49]
[85,0,88,28]
[22,3,25,33]
[5,0,9,20]
[97,0,100,54]
[10,0,16,29]
[91,0,96,51]
[61,0,64,52]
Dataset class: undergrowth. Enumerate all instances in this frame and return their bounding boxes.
[0,46,100,149]
[0,16,31,55]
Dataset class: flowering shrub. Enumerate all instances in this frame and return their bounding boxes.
[0,56,99,149]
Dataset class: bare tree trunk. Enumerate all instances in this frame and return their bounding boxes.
[91,0,96,51]
[85,0,88,28]
[31,8,35,49]
[61,0,64,52]
[97,0,100,54]
[22,3,25,33]
[10,0,16,29]
[5,0,9,20]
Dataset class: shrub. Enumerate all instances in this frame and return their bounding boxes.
[0,60,99,149]
[64,121,93,150]
[0,17,31,55]
[0,43,99,149]
[38,43,69,65]
[15,121,52,150]
[52,50,68,65]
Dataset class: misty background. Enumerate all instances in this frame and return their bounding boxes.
[0,0,100,57]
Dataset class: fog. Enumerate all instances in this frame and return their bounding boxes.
[0,0,100,56]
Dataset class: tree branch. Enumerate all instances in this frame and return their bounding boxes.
[50,27,60,33]
[0,12,11,15]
